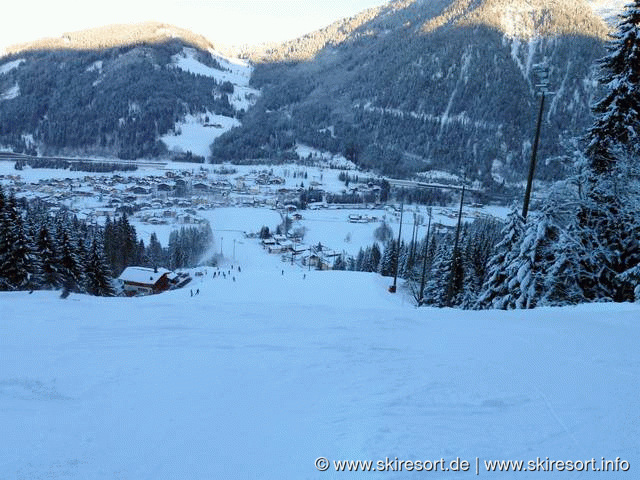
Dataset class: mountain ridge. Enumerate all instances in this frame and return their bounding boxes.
[0,29,254,159]
[0,0,622,189]
[210,0,611,188]
[3,22,218,56]
[244,0,609,64]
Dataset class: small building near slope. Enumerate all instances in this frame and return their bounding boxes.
[118,266,172,296]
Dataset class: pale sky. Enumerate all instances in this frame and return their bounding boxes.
[1,0,390,53]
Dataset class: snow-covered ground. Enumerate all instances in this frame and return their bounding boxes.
[296,143,358,169]
[171,46,260,112]
[160,111,240,158]
[0,58,24,75]
[1,234,638,479]
[586,0,628,26]
[0,83,19,100]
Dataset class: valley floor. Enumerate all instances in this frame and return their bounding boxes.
[0,239,638,478]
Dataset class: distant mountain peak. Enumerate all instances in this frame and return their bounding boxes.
[249,0,609,63]
[421,0,609,39]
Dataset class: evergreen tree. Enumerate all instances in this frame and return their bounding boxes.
[168,230,184,269]
[542,225,588,306]
[333,255,346,270]
[422,239,451,307]
[120,213,138,271]
[476,207,525,309]
[36,225,62,290]
[137,238,147,266]
[573,174,640,302]
[147,232,165,268]
[378,239,398,277]
[565,2,640,303]
[58,228,85,294]
[459,220,500,308]
[0,187,12,290]
[507,209,559,309]
[443,245,464,307]
[369,242,382,273]
[1,195,37,290]
[85,238,115,296]
[586,0,640,174]
[355,247,365,271]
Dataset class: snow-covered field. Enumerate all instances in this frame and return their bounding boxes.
[160,112,240,158]
[1,235,638,479]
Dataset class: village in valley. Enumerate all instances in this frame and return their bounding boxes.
[0,157,509,296]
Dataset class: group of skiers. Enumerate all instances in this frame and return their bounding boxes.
[190,265,242,296]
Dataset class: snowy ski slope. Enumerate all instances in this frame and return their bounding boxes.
[1,235,638,479]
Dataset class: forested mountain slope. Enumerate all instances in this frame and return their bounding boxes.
[214,0,609,186]
[0,23,252,159]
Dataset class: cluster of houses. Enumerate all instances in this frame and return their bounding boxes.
[2,165,327,226]
[348,213,379,223]
[260,234,343,270]
[3,162,396,235]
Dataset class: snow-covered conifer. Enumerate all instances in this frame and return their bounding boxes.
[36,225,62,290]
[58,228,85,294]
[586,0,640,174]
[508,208,559,309]
[476,207,524,309]
[85,238,115,296]
[0,195,37,290]
[378,239,398,277]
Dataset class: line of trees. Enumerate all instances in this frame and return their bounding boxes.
[16,157,138,173]
[0,186,214,296]
[345,217,503,308]
[0,188,115,296]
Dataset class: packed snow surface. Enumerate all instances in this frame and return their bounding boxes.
[1,235,638,479]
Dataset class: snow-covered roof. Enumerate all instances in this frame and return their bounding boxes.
[119,266,171,285]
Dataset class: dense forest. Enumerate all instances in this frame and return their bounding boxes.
[212,0,608,188]
[0,39,233,159]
